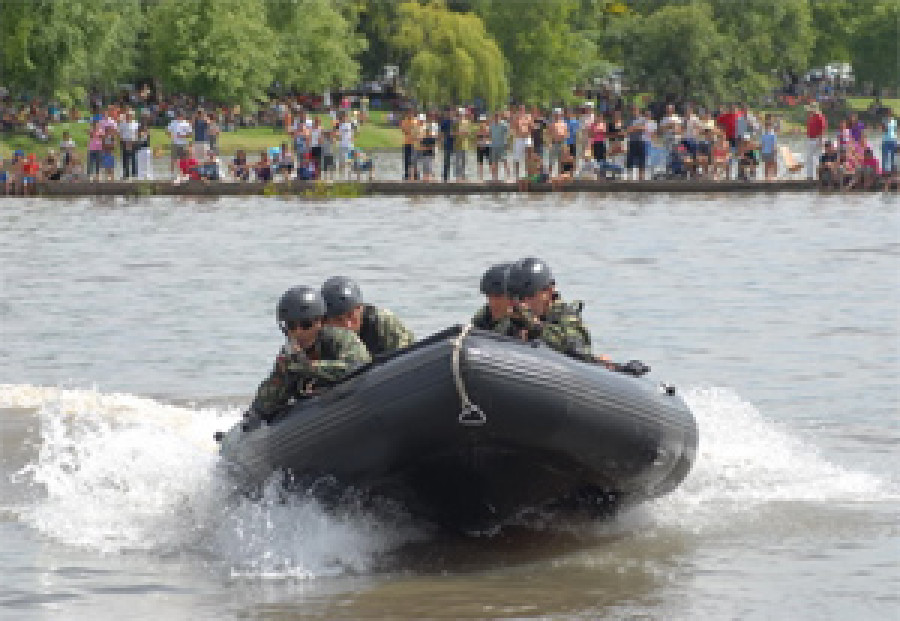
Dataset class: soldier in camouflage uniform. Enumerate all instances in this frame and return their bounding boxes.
[247,286,371,422]
[471,262,514,330]
[321,276,415,356]
[498,257,600,362]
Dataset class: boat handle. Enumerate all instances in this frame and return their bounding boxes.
[453,324,486,426]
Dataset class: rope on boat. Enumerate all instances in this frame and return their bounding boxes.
[452,324,486,426]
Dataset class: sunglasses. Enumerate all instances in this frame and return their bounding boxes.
[286,319,316,331]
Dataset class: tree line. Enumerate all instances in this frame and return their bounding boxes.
[0,0,896,109]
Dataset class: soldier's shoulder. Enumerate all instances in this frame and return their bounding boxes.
[320,325,365,346]
[548,299,584,321]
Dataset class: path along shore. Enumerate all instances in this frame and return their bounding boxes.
[9,178,885,198]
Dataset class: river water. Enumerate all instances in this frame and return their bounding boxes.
[1,192,897,620]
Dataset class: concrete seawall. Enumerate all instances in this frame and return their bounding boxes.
[13,178,887,198]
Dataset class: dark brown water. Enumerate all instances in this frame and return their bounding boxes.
[1,192,897,620]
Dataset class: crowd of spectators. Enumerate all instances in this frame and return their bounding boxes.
[1,88,897,193]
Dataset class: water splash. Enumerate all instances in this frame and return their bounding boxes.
[642,386,887,534]
[1,383,889,574]
[2,384,422,579]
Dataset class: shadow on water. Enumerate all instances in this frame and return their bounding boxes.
[235,524,690,621]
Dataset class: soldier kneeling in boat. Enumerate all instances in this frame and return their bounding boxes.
[498,257,602,362]
[498,258,649,376]
[471,262,514,330]
[247,286,371,423]
[321,276,415,356]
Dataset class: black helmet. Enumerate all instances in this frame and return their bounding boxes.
[480,262,512,296]
[321,276,363,318]
[276,286,326,328]
[507,257,554,298]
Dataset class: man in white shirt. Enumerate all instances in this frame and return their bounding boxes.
[118,109,139,179]
[659,104,683,154]
[166,112,192,174]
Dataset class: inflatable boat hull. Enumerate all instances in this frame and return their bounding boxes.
[219,327,698,529]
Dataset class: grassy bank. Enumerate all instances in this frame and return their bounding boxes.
[1,111,402,158]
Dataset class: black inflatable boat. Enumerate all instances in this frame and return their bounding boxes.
[218,326,698,529]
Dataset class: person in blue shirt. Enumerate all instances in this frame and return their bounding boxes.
[566,110,581,160]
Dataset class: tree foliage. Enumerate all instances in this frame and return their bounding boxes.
[145,0,274,106]
[619,2,728,105]
[849,0,900,91]
[0,0,140,105]
[393,2,508,109]
[266,0,365,93]
[476,0,592,104]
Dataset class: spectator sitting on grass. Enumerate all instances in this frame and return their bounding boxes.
[197,150,221,182]
[296,153,317,181]
[275,142,294,181]
[858,147,881,190]
[255,150,273,182]
[175,150,200,183]
[230,149,250,181]
[837,149,857,190]
[44,150,62,181]
[22,153,40,195]
[817,141,839,185]
[62,153,84,181]
[0,153,11,195]
[737,135,759,181]
[350,148,373,181]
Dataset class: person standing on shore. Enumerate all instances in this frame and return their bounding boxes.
[440,108,457,182]
[400,110,417,181]
[167,112,192,175]
[548,109,567,176]
[760,115,778,180]
[119,109,139,180]
[805,102,827,180]
[881,110,897,174]
[136,122,153,180]
[511,105,532,180]
[455,108,471,181]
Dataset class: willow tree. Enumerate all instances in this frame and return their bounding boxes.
[0,0,140,105]
[265,0,366,93]
[393,2,508,109]
[146,0,275,106]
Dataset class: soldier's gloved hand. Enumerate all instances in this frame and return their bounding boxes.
[611,360,651,377]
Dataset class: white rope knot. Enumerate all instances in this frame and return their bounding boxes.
[452,324,486,426]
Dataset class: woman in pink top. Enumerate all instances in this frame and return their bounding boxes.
[87,122,103,181]
[589,117,607,163]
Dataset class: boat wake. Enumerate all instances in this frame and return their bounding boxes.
[0,383,889,578]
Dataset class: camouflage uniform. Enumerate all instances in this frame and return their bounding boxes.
[494,298,593,360]
[471,304,503,330]
[358,304,415,356]
[249,326,371,420]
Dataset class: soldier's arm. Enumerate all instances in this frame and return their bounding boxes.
[307,333,372,385]
[248,357,294,421]
[380,310,415,350]
[539,316,594,360]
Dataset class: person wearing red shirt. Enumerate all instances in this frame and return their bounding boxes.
[716,105,738,146]
[177,153,200,181]
[22,153,40,195]
[805,102,827,179]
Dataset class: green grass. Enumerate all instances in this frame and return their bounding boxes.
[845,97,900,113]
[1,112,402,158]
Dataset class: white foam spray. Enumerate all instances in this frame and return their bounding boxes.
[1,383,889,574]
[2,384,423,579]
